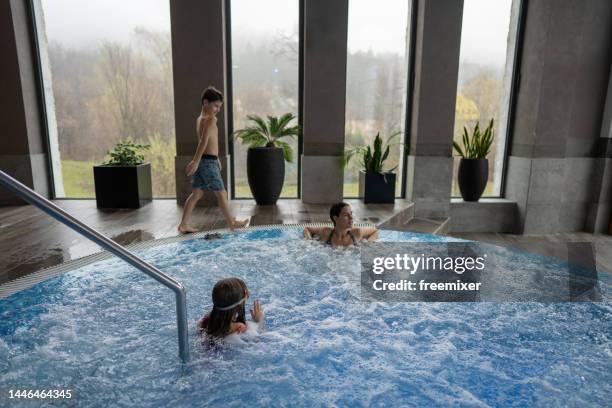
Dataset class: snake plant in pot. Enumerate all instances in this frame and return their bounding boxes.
[342,132,403,203]
[453,119,494,202]
[233,113,300,205]
[94,139,152,208]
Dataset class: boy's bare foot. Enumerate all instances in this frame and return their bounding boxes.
[178,224,198,234]
[230,218,250,231]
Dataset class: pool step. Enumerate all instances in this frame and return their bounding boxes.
[401,216,450,235]
[376,201,415,230]
[378,202,450,235]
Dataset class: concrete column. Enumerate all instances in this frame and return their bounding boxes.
[406,0,463,218]
[301,0,348,204]
[505,0,612,233]
[171,0,229,205]
[586,65,612,233]
[0,0,50,205]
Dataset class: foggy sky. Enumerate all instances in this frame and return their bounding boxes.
[41,0,512,67]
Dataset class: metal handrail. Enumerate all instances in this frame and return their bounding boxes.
[0,170,189,362]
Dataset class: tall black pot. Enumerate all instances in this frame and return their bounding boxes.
[247,147,285,205]
[458,158,488,202]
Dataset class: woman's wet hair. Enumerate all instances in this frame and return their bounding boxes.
[329,202,350,225]
[206,277,247,338]
[201,85,223,105]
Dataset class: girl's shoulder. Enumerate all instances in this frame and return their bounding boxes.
[229,322,247,335]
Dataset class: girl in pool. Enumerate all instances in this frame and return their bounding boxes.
[197,277,264,338]
[303,202,378,247]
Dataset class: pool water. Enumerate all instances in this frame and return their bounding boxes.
[0,229,610,407]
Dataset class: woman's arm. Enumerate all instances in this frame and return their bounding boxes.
[304,226,330,240]
[359,227,378,241]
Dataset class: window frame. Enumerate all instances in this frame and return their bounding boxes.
[226,0,304,200]
[30,0,179,200]
[500,0,527,198]
[29,0,58,199]
[450,0,527,199]
[342,0,417,199]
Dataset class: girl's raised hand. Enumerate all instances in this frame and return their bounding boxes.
[250,300,264,323]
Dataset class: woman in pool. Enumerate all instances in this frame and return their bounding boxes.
[303,202,378,247]
[197,277,264,338]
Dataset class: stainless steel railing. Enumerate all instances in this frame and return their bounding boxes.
[0,170,190,362]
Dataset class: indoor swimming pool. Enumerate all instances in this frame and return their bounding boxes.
[0,228,610,407]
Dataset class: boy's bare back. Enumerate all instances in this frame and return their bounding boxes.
[196,115,219,156]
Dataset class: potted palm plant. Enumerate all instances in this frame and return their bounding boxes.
[453,118,494,202]
[342,132,403,204]
[93,139,152,208]
[233,113,300,205]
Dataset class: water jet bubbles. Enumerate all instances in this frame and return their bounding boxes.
[1,229,611,406]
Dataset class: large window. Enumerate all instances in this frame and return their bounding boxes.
[35,0,176,198]
[343,0,412,197]
[229,0,300,198]
[452,0,520,197]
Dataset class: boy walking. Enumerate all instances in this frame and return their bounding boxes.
[178,86,249,233]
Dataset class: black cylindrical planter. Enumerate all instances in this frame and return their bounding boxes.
[247,147,285,205]
[458,158,488,202]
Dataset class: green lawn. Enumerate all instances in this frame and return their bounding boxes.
[236,180,497,200]
[63,164,495,200]
[343,182,359,198]
[61,160,95,198]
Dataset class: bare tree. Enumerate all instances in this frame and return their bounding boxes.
[100,41,161,142]
[101,42,137,140]
[270,27,299,63]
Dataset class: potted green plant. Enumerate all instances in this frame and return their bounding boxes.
[233,113,300,205]
[93,139,152,208]
[453,118,494,202]
[342,132,403,204]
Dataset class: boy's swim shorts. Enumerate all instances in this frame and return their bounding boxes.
[192,156,225,191]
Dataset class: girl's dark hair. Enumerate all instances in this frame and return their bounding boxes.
[201,85,223,105]
[329,202,350,225]
[206,277,247,338]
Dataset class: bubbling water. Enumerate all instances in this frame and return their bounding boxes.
[0,229,610,407]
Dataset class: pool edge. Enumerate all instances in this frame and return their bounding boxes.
[0,223,376,299]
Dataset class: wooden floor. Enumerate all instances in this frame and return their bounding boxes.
[0,199,407,284]
[1,199,611,284]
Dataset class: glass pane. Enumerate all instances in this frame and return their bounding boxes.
[36,0,176,198]
[344,0,411,198]
[452,0,517,197]
[230,0,299,198]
